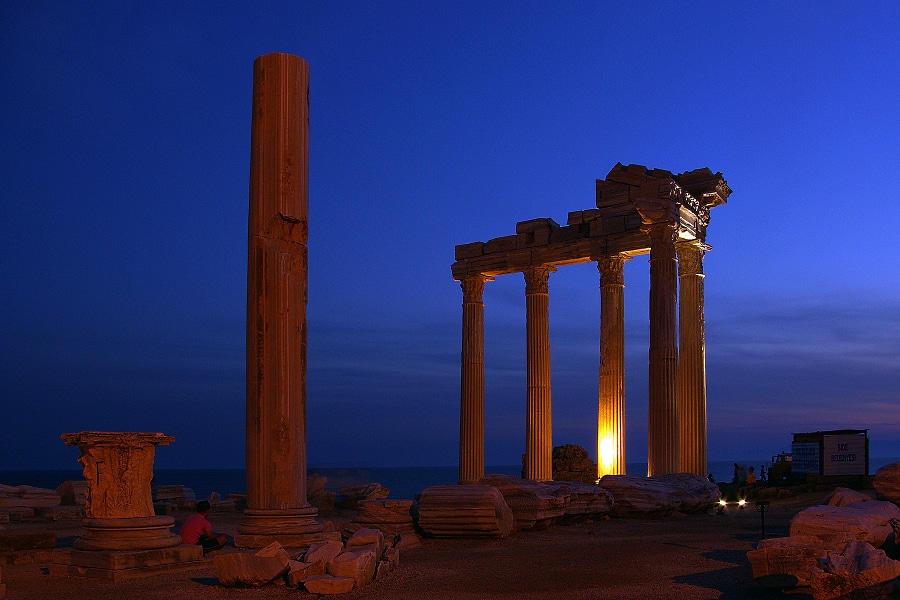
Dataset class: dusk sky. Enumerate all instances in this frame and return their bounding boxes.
[2,2,898,471]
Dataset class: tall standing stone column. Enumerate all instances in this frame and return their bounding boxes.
[459,274,492,484]
[524,266,555,481]
[676,241,709,476]
[237,53,329,548]
[644,223,679,476]
[596,255,629,477]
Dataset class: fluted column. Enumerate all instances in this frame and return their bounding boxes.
[596,255,629,477]
[238,53,329,548]
[644,223,679,476]
[677,241,709,476]
[459,274,492,484]
[524,266,555,481]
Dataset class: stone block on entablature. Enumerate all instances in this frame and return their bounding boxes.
[483,235,517,254]
[455,242,484,260]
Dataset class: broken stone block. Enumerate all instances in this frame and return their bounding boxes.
[598,475,682,516]
[874,463,900,504]
[478,474,568,530]
[418,485,514,538]
[346,499,416,536]
[375,559,392,580]
[0,530,56,552]
[651,472,721,513]
[338,483,390,509]
[393,530,421,550]
[0,484,60,509]
[346,528,384,558]
[825,487,873,507]
[55,481,87,506]
[255,541,290,562]
[303,540,344,564]
[214,550,291,587]
[303,574,356,594]
[286,559,325,587]
[327,549,376,588]
[384,546,399,569]
[810,541,900,600]
[748,535,830,588]
[791,501,900,547]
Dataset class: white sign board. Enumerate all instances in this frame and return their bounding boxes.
[822,434,867,476]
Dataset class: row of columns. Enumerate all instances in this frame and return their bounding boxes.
[457,239,709,483]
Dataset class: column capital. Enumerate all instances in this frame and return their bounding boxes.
[595,254,631,287]
[641,222,678,260]
[523,265,556,295]
[676,241,711,277]
[459,274,493,303]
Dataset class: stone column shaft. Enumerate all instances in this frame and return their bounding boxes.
[677,241,709,476]
[239,53,329,548]
[524,266,555,481]
[645,223,679,476]
[459,274,492,484]
[597,255,628,477]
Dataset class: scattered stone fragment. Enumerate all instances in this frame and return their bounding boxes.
[338,483,390,509]
[0,530,56,552]
[55,481,87,506]
[825,487,873,507]
[307,474,336,513]
[214,542,291,587]
[791,501,900,547]
[304,574,356,595]
[286,559,325,587]
[748,535,830,588]
[598,475,681,516]
[478,474,568,530]
[0,485,60,509]
[346,528,384,558]
[327,549,376,588]
[810,541,900,600]
[346,499,416,536]
[393,530,421,550]
[651,473,720,513]
[418,485,514,538]
[874,463,900,504]
[304,540,344,564]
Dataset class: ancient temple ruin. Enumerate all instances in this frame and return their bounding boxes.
[452,164,731,482]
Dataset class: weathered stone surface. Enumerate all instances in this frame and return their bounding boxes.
[56,481,88,506]
[552,444,597,483]
[61,432,173,519]
[346,499,416,536]
[384,546,399,569]
[825,487,873,507]
[346,528,384,558]
[327,549,376,588]
[214,551,290,587]
[651,473,720,512]
[791,501,900,547]
[339,484,390,509]
[0,484,61,509]
[599,475,680,516]
[418,485,514,538]
[303,540,344,564]
[307,474,336,512]
[478,474,567,530]
[285,559,325,586]
[375,558,392,581]
[36,506,84,520]
[255,541,290,562]
[748,535,829,588]
[810,541,900,600]
[874,463,900,504]
[303,574,356,594]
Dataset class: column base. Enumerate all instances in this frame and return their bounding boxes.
[235,507,340,549]
[74,516,182,551]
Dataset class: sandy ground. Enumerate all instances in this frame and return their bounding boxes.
[2,493,827,600]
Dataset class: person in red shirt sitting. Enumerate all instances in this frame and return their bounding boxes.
[179,500,226,554]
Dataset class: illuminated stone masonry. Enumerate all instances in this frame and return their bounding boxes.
[452,163,731,481]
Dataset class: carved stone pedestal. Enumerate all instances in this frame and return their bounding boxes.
[57,431,204,579]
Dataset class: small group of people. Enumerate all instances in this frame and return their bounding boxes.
[732,463,766,486]
[178,499,227,555]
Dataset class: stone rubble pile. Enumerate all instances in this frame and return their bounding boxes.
[748,476,900,599]
[214,528,400,594]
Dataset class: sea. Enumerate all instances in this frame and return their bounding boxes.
[4,458,900,501]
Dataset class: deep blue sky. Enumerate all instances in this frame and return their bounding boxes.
[2,2,898,470]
